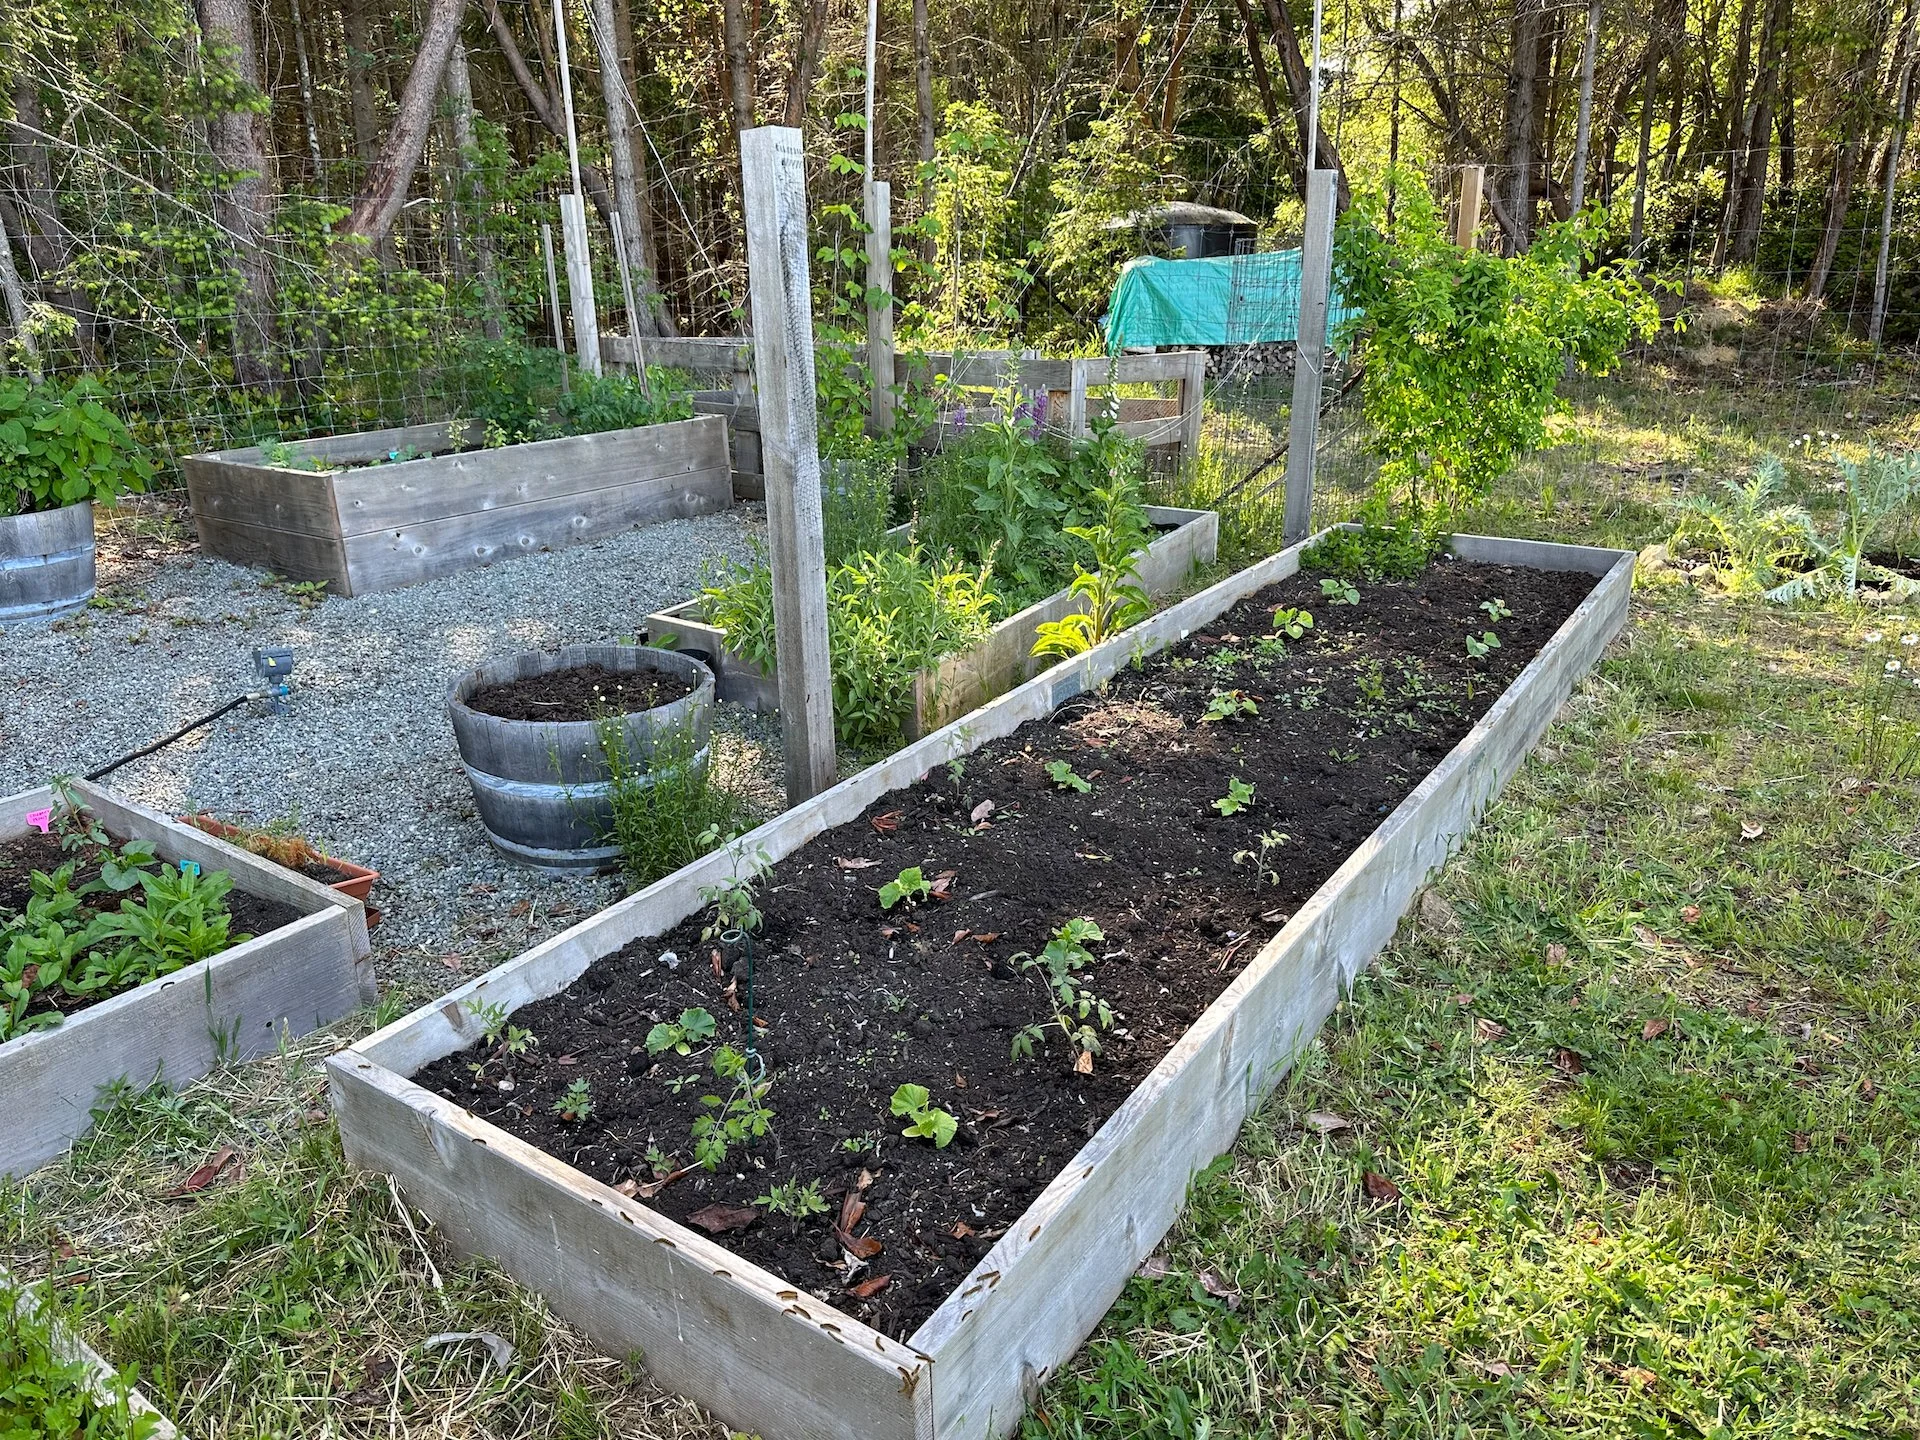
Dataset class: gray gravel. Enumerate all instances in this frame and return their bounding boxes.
[0,500,777,1000]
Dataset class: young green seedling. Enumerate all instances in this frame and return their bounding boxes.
[890,1083,959,1148]
[878,866,933,910]
[646,1006,717,1057]
[1201,689,1259,723]
[554,1079,593,1123]
[1212,777,1256,815]
[692,1045,774,1169]
[756,1177,830,1220]
[1465,630,1502,661]
[1320,578,1360,606]
[1271,607,1314,640]
[1480,596,1512,623]
[1010,918,1116,1070]
[1045,759,1094,793]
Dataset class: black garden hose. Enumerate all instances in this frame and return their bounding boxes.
[85,692,261,782]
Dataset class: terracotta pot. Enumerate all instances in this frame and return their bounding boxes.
[178,814,380,907]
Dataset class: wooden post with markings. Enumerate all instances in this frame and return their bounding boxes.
[1283,167,1337,545]
[1454,164,1485,249]
[741,126,838,804]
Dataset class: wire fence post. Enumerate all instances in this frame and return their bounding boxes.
[865,180,894,435]
[540,222,570,394]
[741,125,838,805]
[1284,167,1338,544]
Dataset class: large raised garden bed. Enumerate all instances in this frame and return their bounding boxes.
[180,415,732,597]
[328,529,1630,1439]
[1,780,373,1178]
[644,505,1218,738]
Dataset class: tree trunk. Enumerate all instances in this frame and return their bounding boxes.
[722,0,756,146]
[782,0,829,128]
[447,37,505,339]
[0,214,39,376]
[589,0,669,336]
[1727,0,1786,263]
[610,0,678,334]
[1502,0,1542,250]
[1231,0,1297,182]
[288,0,325,178]
[338,0,467,245]
[913,0,935,164]
[1630,2,1661,250]
[1160,0,1199,132]
[1260,0,1351,207]
[341,0,382,166]
[1569,0,1602,211]
[1870,52,1917,343]
[1807,25,1890,298]
[195,0,279,385]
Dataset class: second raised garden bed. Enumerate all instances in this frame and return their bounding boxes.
[644,505,1218,738]
[329,529,1630,1439]
[2,781,373,1178]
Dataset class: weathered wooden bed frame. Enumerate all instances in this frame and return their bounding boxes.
[643,506,1218,739]
[328,530,1633,1440]
[2,1264,180,1437]
[1,781,373,1179]
[180,415,731,597]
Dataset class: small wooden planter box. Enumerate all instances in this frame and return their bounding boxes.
[644,506,1218,739]
[2,1265,178,1438]
[180,415,731,597]
[1,781,373,1179]
[329,531,1630,1440]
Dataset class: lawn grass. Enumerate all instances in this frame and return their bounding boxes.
[4,355,1917,1440]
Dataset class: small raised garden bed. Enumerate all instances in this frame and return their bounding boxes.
[644,505,1218,737]
[2,780,373,1178]
[329,529,1630,1439]
[179,814,380,904]
[2,1265,177,1437]
[180,415,731,597]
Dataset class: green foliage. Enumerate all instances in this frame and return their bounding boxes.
[1030,478,1156,660]
[877,866,932,911]
[0,375,154,517]
[756,1177,830,1220]
[1848,632,1920,782]
[597,720,745,893]
[646,1007,717,1057]
[820,441,899,566]
[1010,918,1114,1067]
[1045,760,1094,793]
[1039,112,1173,337]
[553,1079,593,1123]
[1319,578,1360,606]
[691,1045,774,1170]
[1201,689,1259,723]
[0,1274,161,1439]
[1334,178,1661,530]
[1301,522,1436,581]
[1762,449,1920,605]
[554,367,695,435]
[889,1083,959,1148]
[1665,458,1817,594]
[1211,777,1255,816]
[2,804,251,1042]
[704,544,998,749]
[700,858,768,940]
[1464,629,1502,661]
[919,103,1030,335]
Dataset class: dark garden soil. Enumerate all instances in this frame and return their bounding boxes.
[464,663,698,722]
[298,858,355,885]
[0,828,303,1023]
[418,556,1596,1339]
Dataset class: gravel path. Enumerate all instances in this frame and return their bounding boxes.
[0,498,778,1000]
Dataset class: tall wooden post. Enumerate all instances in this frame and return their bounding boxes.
[865,180,895,435]
[552,0,600,375]
[1454,165,1485,249]
[541,222,569,394]
[1283,167,1338,545]
[742,126,838,804]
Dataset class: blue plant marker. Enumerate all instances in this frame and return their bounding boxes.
[179,859,201,877]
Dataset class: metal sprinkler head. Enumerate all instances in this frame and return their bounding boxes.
[253,646,296,713]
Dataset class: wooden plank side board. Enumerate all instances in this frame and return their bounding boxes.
[328,1059,931,1440]
[0,779,373,1177]
[914,554,1635,1439]
[2,1266,179,1439]
[341,467,733,594]
[332,531,1632,1440]
[182,418,732,596]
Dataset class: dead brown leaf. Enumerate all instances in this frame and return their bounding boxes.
[972,932,1001,943]
[1196,1269,1242,1308]
[1362,1171,1402,1202]
[970,800,996,824]
[835,856,881,870]
[1791,1132,1810,1153]
[1474,1018,1508,1042]
[1740,819,1765,841]
[953,929,971,943]
[1554,1048,1585,1075]
[839,1193,867,1233]
[870,811,902,835]
[1642,1017,1672,1041]
[1623,1366,1658,1387]
[842,1233,884,1260]
[1450,992,1476,1006]
[1074,1049,1094,1074]
[950,1221,975,1239]
[1304,1111,1351,1135]
[1545,942,1569,965]
[1136,1253,1174,1280]
[686,1204,759,1235]
[166,1145,237,1198]
[1680,904,1701,923]
[847,1274,891,1299]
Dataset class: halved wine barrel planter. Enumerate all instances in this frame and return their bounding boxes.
[0,781,373,1179]
[448,643,716,872]
[329,530,1631,1440]
[179,415,731,597]
[0,500,96,623]
[644,506,1219,737]
[2,1265,178,1438]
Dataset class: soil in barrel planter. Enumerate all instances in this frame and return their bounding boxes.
[463,663,698,722]
[0,827,304,1023]
[419,557,1596,1338]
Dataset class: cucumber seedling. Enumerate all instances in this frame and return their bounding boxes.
[646,1006,717,1057]
[1045,759,1094,792]
[1201,689,1259,723]
[890,1083,960,1147]
[877,865,933,910]
[1212,777,1255,815]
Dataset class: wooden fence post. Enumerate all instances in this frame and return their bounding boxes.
[541,222,569,394]
[559,192,601,377]
[1283,167,1338,545]
[865,180,895,435]
[1180,349,1206,459]
[741,126,838,805]
[1454,165,1485,250]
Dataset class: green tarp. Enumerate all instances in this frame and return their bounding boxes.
[1102,250,1353,352]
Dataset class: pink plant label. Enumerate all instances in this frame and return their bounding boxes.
[25,809,53,834]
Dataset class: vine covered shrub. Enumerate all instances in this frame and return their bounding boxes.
[0,375,154,518]
[1333,177,1661,530]
[704,545,997,748]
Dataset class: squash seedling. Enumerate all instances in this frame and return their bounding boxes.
[1201,689,1259,723]
[1320,578,1360,605]
[1480,596,1512,623]
[1212,777,1255,815]
[646,1006,717,1057]
[877,866,933,910]
[1045,759,1093,792]
[890,1083,959,1147]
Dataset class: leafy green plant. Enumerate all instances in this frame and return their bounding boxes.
[1031,480,1155,660]
[599,720,746,892]
[1045,759,1094,792]
[1302,522,1436,581]
[1271,607,1314,642]
[756,1177,831,1220]
[1763,449,1920,605]
[878,866,933,910]
[1212,778,1255,816]
[465,998,510,1044]
[1665,459,1816,594]
[1480,597,1512,623]
[699,857,769,941]
[553,1079,594,1123]
[646,1007,718,1057]
[0,1273,162,1439]
[1202,689,1259,723]
[0,374,154,517]
[691,1045,774,1170]
[1849,632,1920,782]
[554,367,693,435]
[1010,918,1115,1069]
[889,1083,959,1147]
[1233,830,1293,888]
[1465,630,1502,662]
[1320,578,1360,606]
